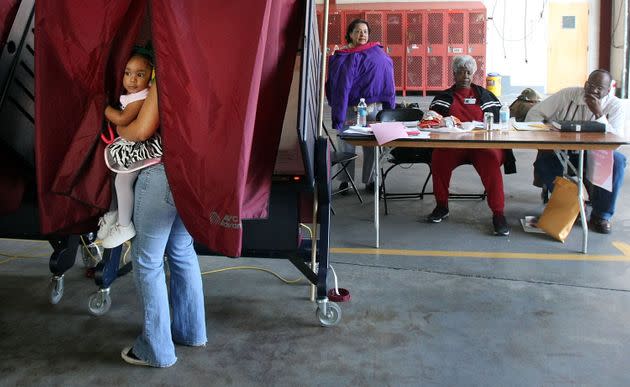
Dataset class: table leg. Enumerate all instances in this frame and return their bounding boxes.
[554,150,588,254]
[374,145,380,248]
[578,150,588,253]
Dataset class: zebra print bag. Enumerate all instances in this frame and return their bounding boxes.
[104,134,163,173]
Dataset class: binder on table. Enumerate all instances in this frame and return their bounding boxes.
[551,120,605,132]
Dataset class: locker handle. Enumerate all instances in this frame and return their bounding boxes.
[427,46,432,54]
[386,47,392,54]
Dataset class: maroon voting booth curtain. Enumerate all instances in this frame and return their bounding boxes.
[0,0,20,47]
[35,1,145,234]
[35,1,299,256]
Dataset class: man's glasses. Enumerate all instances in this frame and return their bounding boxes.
[585,81,609,93]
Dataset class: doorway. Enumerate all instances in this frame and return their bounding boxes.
[547,2,589,93]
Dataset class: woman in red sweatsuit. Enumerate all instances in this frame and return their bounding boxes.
[426,55,515,236]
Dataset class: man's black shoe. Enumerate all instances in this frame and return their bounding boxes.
[427,206,449,223]
[365,182,375,193]
[588,216,612,234]
[492,214,510,236]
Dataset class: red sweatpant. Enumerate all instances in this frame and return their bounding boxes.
[431,148,505,215]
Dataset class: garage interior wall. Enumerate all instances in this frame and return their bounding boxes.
[611,0,628,97]
[317,0,624,94]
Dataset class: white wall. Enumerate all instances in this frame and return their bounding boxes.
[610,0,627,93]
[483,0,549,89]
[317,0,608,92]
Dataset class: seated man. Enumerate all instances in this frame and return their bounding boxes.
[426,55,516,236]
[526,69,626,234]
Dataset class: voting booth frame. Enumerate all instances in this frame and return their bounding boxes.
[0,0,341,326]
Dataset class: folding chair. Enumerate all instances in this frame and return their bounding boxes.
[376,108,486,215]
[376,109,429,214]
[322,123,363,205]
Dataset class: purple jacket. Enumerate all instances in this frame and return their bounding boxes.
[326,42,396,130]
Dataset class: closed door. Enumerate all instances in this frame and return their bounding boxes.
[547,2,588,93]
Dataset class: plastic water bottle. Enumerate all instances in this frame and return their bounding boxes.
[357,98,368,127]
[499,103,510,130]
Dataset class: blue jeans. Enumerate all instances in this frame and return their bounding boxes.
[130,164,207,367]
[534,151,627,220]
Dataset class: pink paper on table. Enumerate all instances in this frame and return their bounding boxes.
[586,150,613,192]
[370,122,408,145]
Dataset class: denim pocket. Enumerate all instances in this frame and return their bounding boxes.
[158,165,175,206]
[165,184,174,207]
[135,169,150,201]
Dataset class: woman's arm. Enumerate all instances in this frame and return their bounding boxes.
[105,100,144,126]
[327,54,355,130]
[116,84,160,141]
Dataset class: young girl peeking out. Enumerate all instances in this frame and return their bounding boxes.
[98,46,163,248]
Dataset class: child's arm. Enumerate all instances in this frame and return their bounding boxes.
[117,85,160,142]
[105,100,145,126]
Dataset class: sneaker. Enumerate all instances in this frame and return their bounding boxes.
[121,346,149,367]
[96,211,118,240]
[365,182,375,193]
[427,206,449,223]
[492,215,510,236]
[338,182,349,196]
[102,222,136,249]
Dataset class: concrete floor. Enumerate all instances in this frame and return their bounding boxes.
[2,98,630,385]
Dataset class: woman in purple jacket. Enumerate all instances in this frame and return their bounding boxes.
[326,19,396,193]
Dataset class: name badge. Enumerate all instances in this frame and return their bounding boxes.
[464,98,476,104]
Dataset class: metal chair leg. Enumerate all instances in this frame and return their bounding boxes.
[331,160,363,204]
[340,162,363,203]
[381,166,389,215]
[420,171,432,199]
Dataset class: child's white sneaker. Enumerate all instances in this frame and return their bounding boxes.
[102,222,136,249]
[97,211,118,240]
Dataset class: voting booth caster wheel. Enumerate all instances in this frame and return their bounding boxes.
[316,299,342,327]
[88,288,112,316]
[49,275,64,304]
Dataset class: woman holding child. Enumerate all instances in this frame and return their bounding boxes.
[113,67,207,368]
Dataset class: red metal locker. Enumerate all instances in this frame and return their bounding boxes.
[365,12,384,44]
[327,11,344,53]
[468,11,487,85]
[384,11,405,93]
[343,11,366,36]
[446,11,467,87]
[317,11,323,45]
[472,55,486,86]
[405,11,424,93]
[425,10,446,91]
[317,2,486,95]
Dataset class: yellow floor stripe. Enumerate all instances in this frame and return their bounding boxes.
[2,238,629,263]
[613,242,630,256]
[331,243,630,262]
